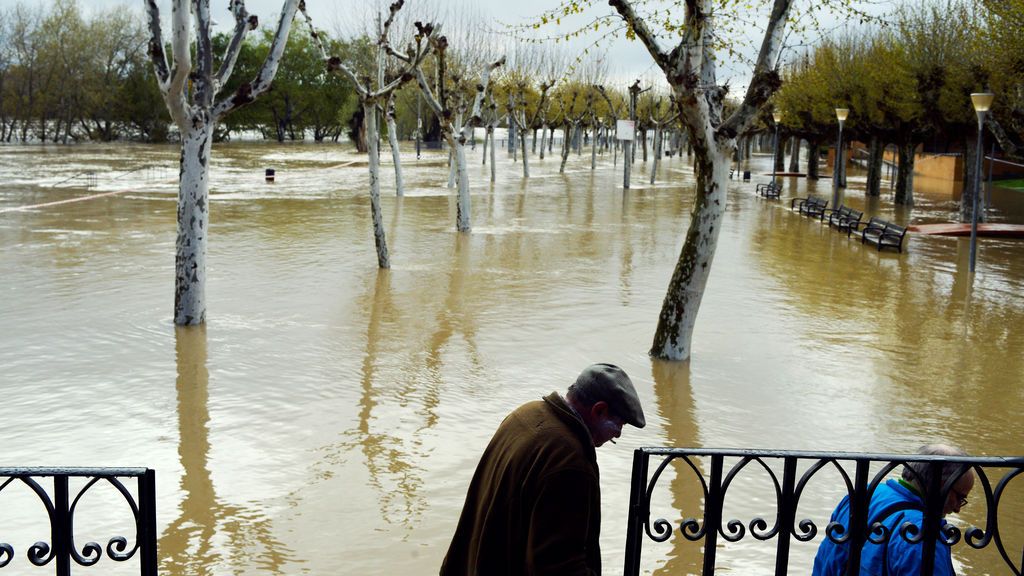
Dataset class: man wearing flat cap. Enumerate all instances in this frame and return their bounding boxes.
[440,363,646,576]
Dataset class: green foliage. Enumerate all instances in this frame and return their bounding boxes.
[0,0,166,141]
[978,0,1024,152]
[217,30,359,141]
[0,1,363,143]
[774,0,1016,150]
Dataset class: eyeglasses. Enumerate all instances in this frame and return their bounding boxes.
[952,490,969,508]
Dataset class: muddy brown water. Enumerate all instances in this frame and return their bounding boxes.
[1,141,1022,575]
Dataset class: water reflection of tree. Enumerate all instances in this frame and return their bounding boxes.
[352,269,430,526]
[650,360,704,576]
[348,238,486,528]
[161,326,293,575]
[425,234,485,418]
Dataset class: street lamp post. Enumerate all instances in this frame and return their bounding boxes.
[832,107,849,207]
[969,92,994,273]
[771,111,782,188]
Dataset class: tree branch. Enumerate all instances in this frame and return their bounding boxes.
[608,0,670,73]
[143,0,190,129]
[415,67,444,117]
[194,0,215,107]
[215,0,259,93]
[143,0,170,88]
[719,0,793,138]
[213,0,301,118]
[988,116,1023,160]
[464,56,505,129]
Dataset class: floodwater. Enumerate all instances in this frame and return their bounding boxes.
[1,140,1022,575]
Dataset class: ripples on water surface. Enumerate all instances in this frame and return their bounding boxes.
[1,142,1022,575]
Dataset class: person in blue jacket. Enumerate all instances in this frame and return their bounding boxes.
[813,444,975,576]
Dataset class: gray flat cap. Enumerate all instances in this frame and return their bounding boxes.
[573,363,646,428]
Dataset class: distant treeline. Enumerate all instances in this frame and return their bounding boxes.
[0,0,389,144]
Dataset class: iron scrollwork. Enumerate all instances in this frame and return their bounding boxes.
[0,467,156,576]
[624,448,1024,576]
[644,454,708,543]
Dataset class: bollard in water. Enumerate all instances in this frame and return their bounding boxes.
[265,168,275,183]
[743,170,751,181]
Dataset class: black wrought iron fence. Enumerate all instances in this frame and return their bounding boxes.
[0,467,156,575]
[624,448,1024,576]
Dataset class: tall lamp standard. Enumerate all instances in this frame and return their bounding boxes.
[771,111,782,187]
[969,92,994,273]
[832,107,849,207]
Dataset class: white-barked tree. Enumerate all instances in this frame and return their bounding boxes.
[145,0,300,325]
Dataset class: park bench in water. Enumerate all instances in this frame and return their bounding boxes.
[861,216,908,252]
[756,181,782,199]
[790,196,828,218]
[823,205,864,237]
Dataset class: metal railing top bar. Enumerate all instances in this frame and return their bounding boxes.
[0,467,150,477]
[636,447,1024,466]
[624,448,1024,576]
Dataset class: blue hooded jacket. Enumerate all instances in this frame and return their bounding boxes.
[812,479,955,576]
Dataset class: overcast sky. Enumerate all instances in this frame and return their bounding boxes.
[5,0,894,91]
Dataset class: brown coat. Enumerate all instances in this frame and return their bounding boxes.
[440,392,602,576]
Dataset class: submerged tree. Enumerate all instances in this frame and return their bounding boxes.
[532,0,880,360]
[145,0,300,325]
[301,0,434,268]
[415,35,503,232]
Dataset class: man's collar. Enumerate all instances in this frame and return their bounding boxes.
[897,478,924,499]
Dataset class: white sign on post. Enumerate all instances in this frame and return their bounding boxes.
[616,119,635,141]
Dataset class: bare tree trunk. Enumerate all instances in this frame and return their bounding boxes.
[447,148,456,188]
[507,111,515,154]
[174,120,213,325]
[559,125,571,173]
[454,138,471,231]
[788,136,800,172]
[539,125,547,159]
[386,101,404,197]
[365,103,391,268]
[649,124,661,184]
[489,128,496,182]
[623,138,632,186]
[520,125,530,178]
[149,0,300,325]
[651,146,730,359]
[894,139,916,206]
[482,127,489,165]
[865,135,884,197]
[591,123,598,170]
[807,141,820,180]
[608,0,792,361]
[413,55,502,232]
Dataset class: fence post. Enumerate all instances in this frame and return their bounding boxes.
[846,459,871,575]
[139,469,158,576]
[920,461,944,576]
[702,454,724,575]
[773,456,798,576]
[623,449,649,576]
[53,475,71,576]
